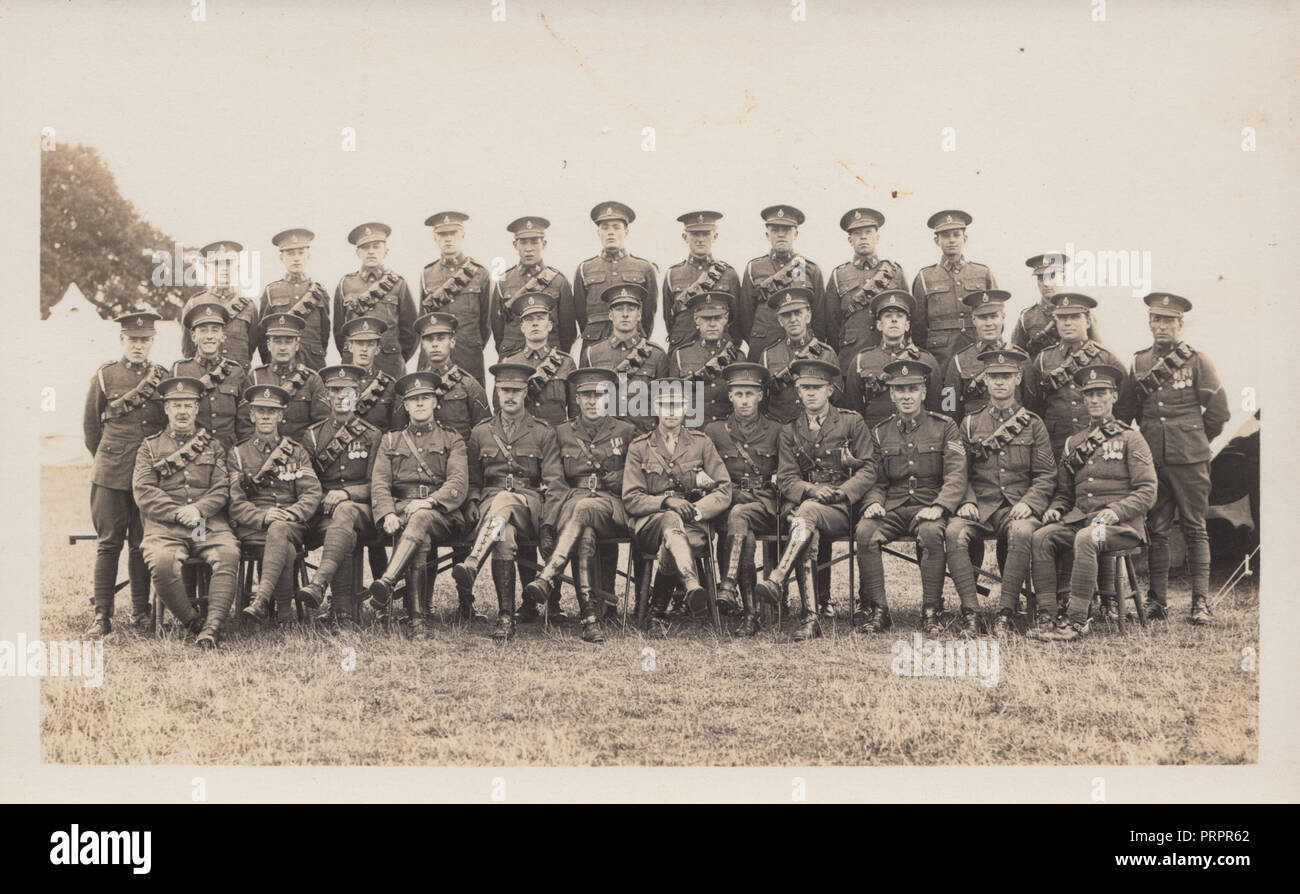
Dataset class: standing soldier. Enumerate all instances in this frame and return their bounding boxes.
[83,311,168,635]
[1030,364,1158,641]
[662,211,743,349]
[623,384,733,637]
[941,290,1031,422]
[570,202,658,348]
[580,284,669,433]
[704,362,784,635]
[333,223,417,379]
[337,316,400,430]
[1118,293,1230,625]
[499,292,577,426]
[522,368,638,642]
[133,377,241,648]
[668,291,743,425]
[737,205,826,359]
[491,216,575,356]
[828,208,908,367]
[417,212,491,385]
[362,371,469,626]
[241,313,329,442]
[1024,293,1124,457]
[180,241,258,365]
[911,211,997,366]
[843,291,941,430]
[172,301,250,449]
[297,364,385,631]
[254,228,331,371]
[451,363,568,641]
[855,359,968,634]
[944,348,1056,635]
[231,385,323,626]
[759,286,839,424]
[1012,253,1100,358]
[754,359,875,641]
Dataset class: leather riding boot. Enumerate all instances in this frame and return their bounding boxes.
[576,551,604,643]
[366,535,422,608]
[717,531,742,603]
[490,558,516,640]
[755,522,812,606]
[662,528,704,613]
[454,516,507,591]
[523,520,581,604]
[791,547,822,641]
[736,563,760,636]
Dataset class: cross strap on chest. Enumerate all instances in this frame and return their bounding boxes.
[316,416,373,469]
[151,429,214,478]
[423,263,476,312]
[1042,342,1103,395]
[102,363,167,421]
[844,260,901,315]
[1063,419,1128,475]
[1134,343,1195,398]
[967,409,1033,462]
[344,271,400,316]
[674,260,729,313]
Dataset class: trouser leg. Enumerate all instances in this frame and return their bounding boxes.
[1030,524,1072,616]
[90,484,131,618]
[1000,518,1040,613]
[944,519,984,611]
[1067,527,1142,623]
[142,539,200,626]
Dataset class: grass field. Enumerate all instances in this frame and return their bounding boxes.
[40,465,1259,766]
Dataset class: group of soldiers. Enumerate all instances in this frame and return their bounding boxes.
[81,203,1231,646]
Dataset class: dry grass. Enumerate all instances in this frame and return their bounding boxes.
[40,466,1258,766]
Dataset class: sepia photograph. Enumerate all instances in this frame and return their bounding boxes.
[3,0,1293,815]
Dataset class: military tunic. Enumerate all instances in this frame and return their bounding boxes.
[759,336,839,424]
[827,255,908,359]
[737,252,827,359]
[350,365,400,432]
[256,273,332,370]
[418,254,491,384]
[623,427,733,553]
[465,414,568,560]
[1031,418,1158,619]
[668,337,743,424]
[490,262,575,355]
[775,406,876,535]
[941,338,1030,422]
[545,415,638,533]
[333,268,418,379]
[661,255,742,348]
[857,410,967,609]
[370,420,469,544]
[403,361,492,441]
[705,414,784,563]
[133,427,240,623]
[170,355,250,448]
[579,334,670,433]
[240,364,330,443]
[500,345,577,426]
[570,250,658,344]
[910,258,996,364]
[1011,298,1102,359]
[302,416,384,586]
[1024,339,1124,456]
[945,403,1055,611]
[843,342,941,430]
[180,287,258,365]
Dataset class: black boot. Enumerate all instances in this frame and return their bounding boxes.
[1190,594,1212,626]
[921,606,942,635]
[576,551,604,643]
[295,580,324,612]
[523,520,581,605]
[756,525,813,606]
[662,529,705,615]
[242,589,271,625]
[365,535,422,611]
[735,564,760,637]
[490,558,516,641]
[454,516,507,592]
[1143,589,1168,621]
[716,532,742,616]
[791,552,821,642]
[646,569,675,638]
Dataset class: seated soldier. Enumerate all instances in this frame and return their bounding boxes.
[363,371,469,628]
[944,348,1055,636]
[522,367,638,642]
[133,377,241,648]
[297,364,385,632]
[703,362,783,635]
[755,359,875,641]
[231,385,323,626]
[623,382,733,637]
[855,358,967,634]
[451,363,568,641]
[1029,363,1158,641]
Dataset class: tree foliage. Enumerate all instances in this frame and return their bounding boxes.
[40,142,185,320]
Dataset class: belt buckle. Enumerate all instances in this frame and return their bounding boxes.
[587,473,599,495]
[505,473,516,492]
[417,484,429,499]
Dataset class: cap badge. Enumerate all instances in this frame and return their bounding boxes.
[944,215,954,224]
[997,354,1005,363]
[1088,370,1097,381]
[604,207,614,217]
[853,210,862,220]
[360,321,370,332]
[697,214,704,223]
[263,388,273,399]
[981,294,988,304]
[362,227,372,238]
[442,215,451,225]
[775,209,785,218]
[900,365,908,375]
[1162,295,1170,306]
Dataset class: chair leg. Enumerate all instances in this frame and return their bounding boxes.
[701,555,721,634]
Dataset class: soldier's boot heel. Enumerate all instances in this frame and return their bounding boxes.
[716,533,743,615]
[453,516,506,591]
[242,591,271,625]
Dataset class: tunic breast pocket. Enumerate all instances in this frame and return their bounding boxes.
[621,271,647,285]
[880,445,906,478]
[641,462,671,492]
[515,449,542,476]
[213,383,239,415]
[916,444,943,476]
[1004,435,1034,468]
[584,272,607,294]
[286,395,310,422]
[437,400,468,431]
[961,272,989,293]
